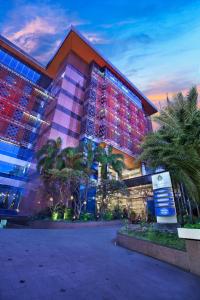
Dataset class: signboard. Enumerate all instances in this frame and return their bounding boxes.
[152,172,177,223]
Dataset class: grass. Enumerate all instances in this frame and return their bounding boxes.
[119,226,186,251]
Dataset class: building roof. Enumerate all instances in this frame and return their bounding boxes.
[0,26,157,115]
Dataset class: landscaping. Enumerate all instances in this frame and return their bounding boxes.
[117,222,200,276]
[119,225,186,251]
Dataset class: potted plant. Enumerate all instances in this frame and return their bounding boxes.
[177,222,200,276]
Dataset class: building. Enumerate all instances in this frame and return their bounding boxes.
[0,27,157,216]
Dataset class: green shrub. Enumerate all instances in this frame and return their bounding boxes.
[51,203,66,220]
[184,223,200,229]
[80,212,95,221]
[183,214,191,224]
[103,211,113,221]
[112,205,123,220]
[129,210,136,223]
[120,227,186,251]
[64,208,73,221]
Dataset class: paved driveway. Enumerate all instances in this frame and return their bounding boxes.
[0,226,200,300]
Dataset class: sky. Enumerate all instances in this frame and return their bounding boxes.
[0,0,200,107]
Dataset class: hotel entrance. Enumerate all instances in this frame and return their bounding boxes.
[108,184,153,219]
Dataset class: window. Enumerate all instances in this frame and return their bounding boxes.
[0,101,5,111]
[0,48,41,84]
[23,84,32,95]
[6,74,15,85]
[13,109,23,121]
[0,86,9,97]
[7,124,19,137]
[19,96,29,107]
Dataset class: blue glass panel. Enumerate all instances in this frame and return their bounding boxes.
[3,54,11,65]
[0,48,41,84]
[0,140,33,160]
[9,58,17,69]
[0,160,28,177]
[0,50,4,60]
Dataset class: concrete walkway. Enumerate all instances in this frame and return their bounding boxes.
[0,226,199,300]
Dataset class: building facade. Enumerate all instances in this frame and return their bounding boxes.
[0,27,157,215]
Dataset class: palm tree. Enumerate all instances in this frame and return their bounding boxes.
[140,87,200,221]
[49,167,87,218]
[59,146,84,170]
[95,145,126,216]
[48,145,85,211]
[36,137,62,175]
[36,137,63,205]
[95,145,125,180]
[79,140,97,209]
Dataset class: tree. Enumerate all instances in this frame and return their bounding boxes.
[79,140,97,209]
[36,139,128,220]
[96,179,129,217]
[140,87,200,221]
[36,137,62,175]
[49,167,88,219]
[36,140,86,216]
[95,145,125,180]
[95,145,127,217]
[36,137,63,205]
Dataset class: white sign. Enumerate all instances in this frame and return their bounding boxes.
[152,171,172,190]
[152,171,177,224]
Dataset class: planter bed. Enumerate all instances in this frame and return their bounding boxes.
[26,219,123,229]
[117,232,189,271]
[178,227,200,276]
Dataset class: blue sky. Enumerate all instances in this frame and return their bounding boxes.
[0,0,200,105]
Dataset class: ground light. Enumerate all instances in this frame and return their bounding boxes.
[52,211,58,221]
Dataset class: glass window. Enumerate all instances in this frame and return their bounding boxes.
[6,74,15,85]
[23,84,32,95]
[3,54,11,65]
[13,109,23,121]
[15,62,23,73]
[7,124,19,137]
[0,48,41,84]
[19,96,29,107]
[0,85,9,97]
[0,50,4,60]
[9,57,16,69]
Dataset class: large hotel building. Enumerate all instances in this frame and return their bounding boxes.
[0,27,157,216]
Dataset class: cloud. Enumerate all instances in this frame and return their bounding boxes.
[133,33,153,44]
[144,77,196,97]
[145,77,200,107]
[34,39,62,64]
[4,17,57,53]
[82,32,109,44]
[1,3,86,64]
[101,19,136,28]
